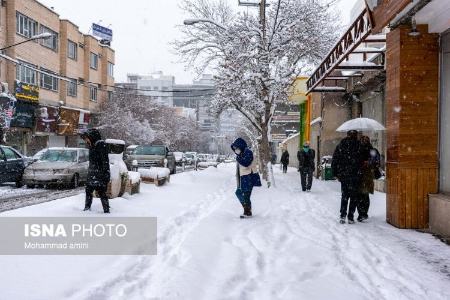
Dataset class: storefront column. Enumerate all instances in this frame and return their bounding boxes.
[385,25,439,229]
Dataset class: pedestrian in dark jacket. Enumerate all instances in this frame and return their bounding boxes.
[331,130,362,224]
[357,135,380,222]
[280,149,290,173]
[297,141,315,192]
[231,138,261,218]
[80,128,111,213]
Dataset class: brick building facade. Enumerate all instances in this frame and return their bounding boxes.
[0,0,114,154]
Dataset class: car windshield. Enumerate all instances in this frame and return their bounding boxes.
[185,154,194,159]
[134,146,165,156]
[40,150,77,162]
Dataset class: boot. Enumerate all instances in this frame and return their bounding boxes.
[245,205,252,217]
[84,197,92,211]
[101,198,110,214]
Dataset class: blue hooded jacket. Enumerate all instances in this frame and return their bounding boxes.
[231,138,261,191]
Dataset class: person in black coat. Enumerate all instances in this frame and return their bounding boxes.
[332,130,362,224]
[280,149,290,173]
[297,141,315,192]
[80,128,111,213]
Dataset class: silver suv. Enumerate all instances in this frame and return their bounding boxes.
[125,145,176,174]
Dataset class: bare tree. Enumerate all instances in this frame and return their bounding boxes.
[175,0,338,181]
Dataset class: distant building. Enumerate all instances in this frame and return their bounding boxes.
[172,74,216,132]
[136,71,175,107]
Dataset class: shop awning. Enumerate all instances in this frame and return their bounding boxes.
[306,7,386,95]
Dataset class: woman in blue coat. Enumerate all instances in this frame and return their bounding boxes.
[231,138,261,218]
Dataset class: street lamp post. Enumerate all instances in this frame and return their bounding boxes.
[0,32,53,52]
[183,19,227,31]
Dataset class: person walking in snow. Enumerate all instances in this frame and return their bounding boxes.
[357,135,381,222]
[80,128,111,213]
[332,130,363,224]
[231,138,262,218]
[297,141,315,192]
[280,149,290,173]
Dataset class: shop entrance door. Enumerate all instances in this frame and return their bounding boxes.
[440,30,450,193]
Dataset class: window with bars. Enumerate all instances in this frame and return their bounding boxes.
[67,78,77,97]
[16,12,38,38]
[90,85,98,102]
[39,25,58,51]
[16,62,38,85]
[90,53,98,70]
[40,68,59,91]
[107,62,114,77]
[68,40,77,60]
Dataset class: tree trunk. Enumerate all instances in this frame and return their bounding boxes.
[258,123,271,182]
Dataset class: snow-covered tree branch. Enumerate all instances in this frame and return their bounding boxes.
[175,0,339,180]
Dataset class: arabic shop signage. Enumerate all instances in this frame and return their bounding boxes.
[10,100,35,129]
[35,106,59,134]
[15,81,39,103]
[57,107,80,136]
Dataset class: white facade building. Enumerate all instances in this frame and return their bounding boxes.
[135,72,175,107]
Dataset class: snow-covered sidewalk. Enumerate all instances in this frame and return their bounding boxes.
[1,164,450,300]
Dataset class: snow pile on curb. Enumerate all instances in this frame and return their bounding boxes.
[138,167,170,179]
[128,171,141,184]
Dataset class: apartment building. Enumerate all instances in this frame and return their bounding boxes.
[0,0,115,154]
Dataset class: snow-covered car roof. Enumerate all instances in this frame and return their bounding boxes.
[47,147,85,151]
[127,145,139,149]
[105,139,126,145]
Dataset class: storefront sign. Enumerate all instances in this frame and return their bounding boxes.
[92,23,113,42]
[10,100,35,129]
[35,106,59,134]
[78,110,90,134]
[0,95,16,129]
[57,107,80,136]
[15,81,39,103]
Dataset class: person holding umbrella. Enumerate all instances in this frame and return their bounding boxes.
[332,130,362,224]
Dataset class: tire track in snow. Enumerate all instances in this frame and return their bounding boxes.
[69,180,232,300]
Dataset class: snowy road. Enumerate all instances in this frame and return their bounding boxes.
[1,164,450,300]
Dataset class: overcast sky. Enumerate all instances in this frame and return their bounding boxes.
[39,0,360,84]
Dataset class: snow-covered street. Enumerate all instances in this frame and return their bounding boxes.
[1,163,450,300]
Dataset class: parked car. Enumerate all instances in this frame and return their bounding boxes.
[23,147,89,188]
[32,148,48,161]
[125,145,138,156]
[0,145,27,187]
[125,145,176,174]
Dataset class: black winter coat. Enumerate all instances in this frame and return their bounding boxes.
[84,129,110,187]
[280,151,290,165]
[297,149,315,170]
[331,137,362,182]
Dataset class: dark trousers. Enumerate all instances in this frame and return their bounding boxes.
[85,185,110,212]
[282,163,288,173]
[300,168,313,191]
[340,180,359,220]
[235,188,252,207]
[357,193,370,218]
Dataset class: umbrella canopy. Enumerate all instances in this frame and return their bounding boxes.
[336,117,386,132]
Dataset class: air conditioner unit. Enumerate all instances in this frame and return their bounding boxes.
[98,54,103,59]
[78,42,85,49]
[78,77,85,84]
